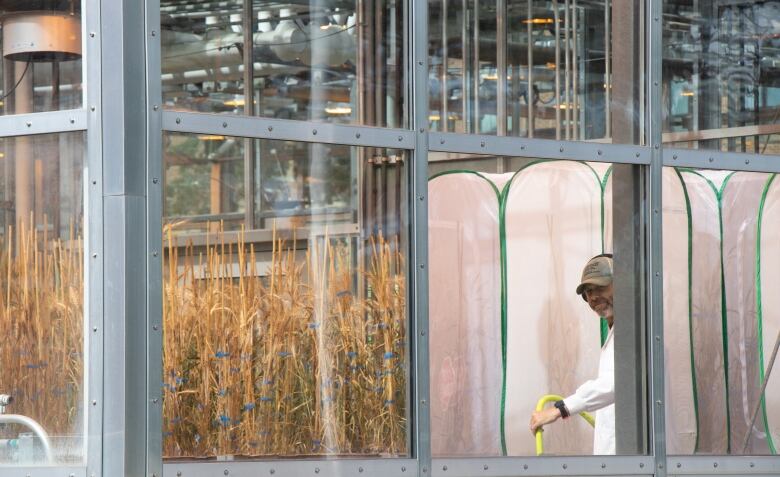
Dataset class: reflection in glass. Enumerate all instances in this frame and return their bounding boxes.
[428,159,646,456]
[161,1,404,127]
[162,135,408,459]
[663,2,780,154]
[0,133,85,465]
[0,4,83,114]
[663,168,780,455]
[429,1,644,143]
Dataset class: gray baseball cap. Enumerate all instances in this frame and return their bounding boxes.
[575,255,613,297]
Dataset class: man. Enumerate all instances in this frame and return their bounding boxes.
[528,254,616,455]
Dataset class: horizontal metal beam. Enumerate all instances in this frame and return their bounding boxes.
[664,147,780,173]
[164,222,360,248]
[663,124,780,143]
[163,111,416,149]
[163,458,419,477]
[666,456,780,475]
[0,467,86,477]
[431,456,655,477]
[429,132,651,165]
[0,109,88,137]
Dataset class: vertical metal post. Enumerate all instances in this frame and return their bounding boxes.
[527,0,534,138]
[411,0,431,475]
[648,0,666,474]
[441,0,449,132]
[84,0,105,474]
[100,0,150,474]
[496,0,507,137]
[572,0,579,140]
[564,0,571,139]
[605,0,611,139]
[473,1,480,133]
[146,0,163,474]
[243,0,255,229]
[553,0,562,140]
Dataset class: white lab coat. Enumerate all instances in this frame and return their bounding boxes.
[563,327,615,455]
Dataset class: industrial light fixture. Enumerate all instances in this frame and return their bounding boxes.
[522,18,555,24]
[324,105,352,115]
[1,10,81,62]
[681,90,695,97]
[197,135,226,141]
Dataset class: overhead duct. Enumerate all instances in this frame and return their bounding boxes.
[1,11,81,62]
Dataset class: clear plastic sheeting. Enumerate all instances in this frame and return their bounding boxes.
[429,172,503,457]
[663,168,780,455]
[429,162,613,457]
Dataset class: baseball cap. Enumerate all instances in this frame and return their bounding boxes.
[575,255,613,297]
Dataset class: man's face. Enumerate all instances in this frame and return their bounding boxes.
[583,282,614,318]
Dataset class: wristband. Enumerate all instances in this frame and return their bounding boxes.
[554,400,570,418]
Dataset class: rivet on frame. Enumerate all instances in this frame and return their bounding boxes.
[222,122,228,128]
[483,465,489,470]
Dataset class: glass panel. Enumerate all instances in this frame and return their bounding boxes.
[0,132,86,465]
[162,133,409,459]
[663,2,780,154]
[663,167,780,455]
[161,1,405,127]
[428,155,647,456]
[0,4,83,114]
[429,1,645,144]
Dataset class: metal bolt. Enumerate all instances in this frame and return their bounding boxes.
[597,150,602,156]
[523,465,528,470]
[656,400,662,405]
[92,253,98,259]
[418,61,423,66]
[421,330,426,336]
[26,121,31,127]
[151,30,157,37]
[270,470,275,475]
[746,159,750,165]
[440,138,445,144]
[419,195,425,201]
[709,157,714,162]
[654,81,659,86]
[92,180,97,185]
[224,470,229,476]
[153,325,159,331]
[713,462,718,468]
[176,117,181,124]
[312,129,318,135]
[655,271,659,277]
[422,468,428,474]
[483,465,489,470]
[70,118,76,124]
[420,128,425,133]
[480,140,486,147]
[421,399,427,405]
[420,263,425,269]
[654,208,659,214]
[560,146,564,152]
[659,463,664,469]
[92,400,97,406]
[401,467,406,472]
[676,463,681,468]
[442,466,448,471]
[521,145,526,150]
[656,335,660,341]
[268,126,274,132]
[359,467,364,473]
[750,462,755,468]
[177,472,182,477]
[562,464,567,470]
[355,132,360,138]
[635,152,640,158]
[654,16,659,21]
[91,106,96,112]
[153,105,159,111]
[601,463,606,469]
[639,463,644,468]
[222,122,228,128]
[654,144,660,149]
[315,468,320,474]
[153,398,158,403]
[153,177,159,184]
[90,32,95,37]
[153,251,158,257]
[93,326,98,332]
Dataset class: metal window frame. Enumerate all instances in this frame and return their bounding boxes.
[4,0,780,476]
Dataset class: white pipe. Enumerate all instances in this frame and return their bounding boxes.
[0,414,54,463]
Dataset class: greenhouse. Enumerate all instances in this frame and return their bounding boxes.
[0,1,779,477]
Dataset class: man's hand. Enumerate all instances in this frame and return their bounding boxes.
[529,407,562,435]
